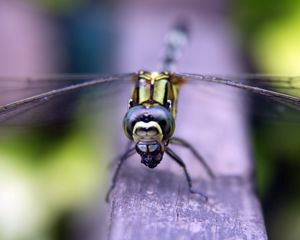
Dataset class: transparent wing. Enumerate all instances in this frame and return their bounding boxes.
[0,73,134,125]
[176,73,300,111]
[0,75,112,104]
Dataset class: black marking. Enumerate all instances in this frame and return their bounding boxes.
[163,77,170,107]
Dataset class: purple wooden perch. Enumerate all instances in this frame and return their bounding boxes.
[101,1,268,239]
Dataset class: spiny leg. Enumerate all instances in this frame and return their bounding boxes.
[166,147,208,202]
[106,147,136,202]
[170,137,215,179]
[109,141,133,167]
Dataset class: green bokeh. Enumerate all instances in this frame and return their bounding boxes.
[234,1,300,239]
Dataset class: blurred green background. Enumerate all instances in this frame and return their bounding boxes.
[0,0,299,239]
[234,1,300,239]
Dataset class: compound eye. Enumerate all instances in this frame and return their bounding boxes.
[123,106,145,139]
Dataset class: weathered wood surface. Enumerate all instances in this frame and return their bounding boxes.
[101,1,268,240]
[107,167,265,240]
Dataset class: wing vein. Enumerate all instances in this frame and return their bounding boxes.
[177,73,300,110]
[0,73,133,116]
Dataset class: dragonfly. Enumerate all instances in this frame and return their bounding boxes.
[0,22,299,202]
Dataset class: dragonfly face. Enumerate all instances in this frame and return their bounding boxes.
[122,71,181,168]
[135,140,163,168]
[123,105,175,168]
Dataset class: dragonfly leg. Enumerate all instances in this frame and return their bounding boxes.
[170,137,215,179]
[106,146,136,203]
[109,141,133,168]
[166,147,208,202]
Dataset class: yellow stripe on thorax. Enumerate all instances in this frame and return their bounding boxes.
[131,71,185,118]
